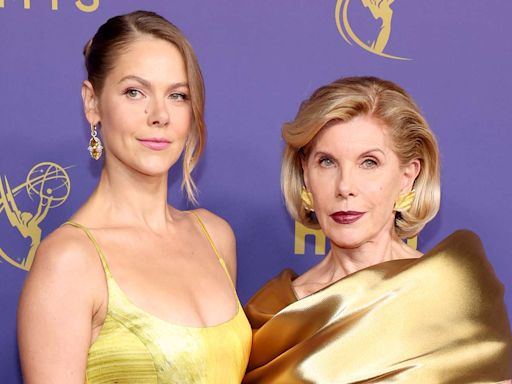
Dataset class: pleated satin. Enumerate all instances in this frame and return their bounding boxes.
[244,230,512,383]
[64,217,251,384]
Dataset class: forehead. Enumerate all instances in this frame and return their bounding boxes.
[311,115,392,154]
[106,37,187,83]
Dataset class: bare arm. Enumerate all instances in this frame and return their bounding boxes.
[17,228,105,383]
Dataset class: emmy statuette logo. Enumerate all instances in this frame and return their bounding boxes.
[0,162,71,271]
[335,0,409,60]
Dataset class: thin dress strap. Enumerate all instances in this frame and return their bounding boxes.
[189,211,223,261]
[61,221,112,278]
[189,211,235,287]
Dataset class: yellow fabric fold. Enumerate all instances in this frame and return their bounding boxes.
[244,230,512,383]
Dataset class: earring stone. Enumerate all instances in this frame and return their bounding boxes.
[88,123,103,160]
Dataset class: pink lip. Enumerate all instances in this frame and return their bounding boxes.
[138,138,171,150]
[330,211,365,224]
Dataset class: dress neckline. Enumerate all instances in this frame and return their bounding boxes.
[63,215,242,330]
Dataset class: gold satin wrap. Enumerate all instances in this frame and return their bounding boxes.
[244,231,512,383]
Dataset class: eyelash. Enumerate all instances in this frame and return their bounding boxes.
[124,88,144,99]
[317,157,378,169]
[123,89,189,102]
[170,92,189,101]
[361,158,378,168]
[319,157,335,167]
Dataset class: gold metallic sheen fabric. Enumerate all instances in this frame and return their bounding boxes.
[243,231,512,383]
[64,220,251,384]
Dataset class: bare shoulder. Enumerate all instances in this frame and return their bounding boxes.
[29,224,102,281]
[19,224,106,319]
[191,208,235,237]
[17,224,105,382]
[190,208,237,279]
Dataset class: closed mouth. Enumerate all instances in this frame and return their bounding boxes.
[330,211,365,224]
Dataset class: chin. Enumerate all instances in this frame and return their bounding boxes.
[327,232,366,249]
[135,157,179,176]
[324,225,371,250]
[133,163,172,177]
[330,238,366,250]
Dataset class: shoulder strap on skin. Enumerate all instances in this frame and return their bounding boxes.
[189,211,238,289]
[61,221,112,278]
[189,211,223,262]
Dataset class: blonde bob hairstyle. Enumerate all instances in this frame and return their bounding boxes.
[84,10,205,204]
[281,76,440,239]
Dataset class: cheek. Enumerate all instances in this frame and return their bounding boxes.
[372,179,400,209]
[174,109,192,136]
[98,100,131,131]
[307,173,335,210]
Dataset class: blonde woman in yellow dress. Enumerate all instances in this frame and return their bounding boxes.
[17,11,251,383]
[243,76,511,383]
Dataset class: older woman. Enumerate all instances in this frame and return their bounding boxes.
[243,76,511,383]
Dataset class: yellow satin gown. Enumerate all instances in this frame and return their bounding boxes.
[244,230,512,383]
[64,214,251,384]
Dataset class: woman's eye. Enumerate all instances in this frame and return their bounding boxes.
[319,158,335,167]
[170,92,188,101]
[124,89,144,99]
[362,159,378,168]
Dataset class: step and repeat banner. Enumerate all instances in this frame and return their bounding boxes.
[1,1,511,381]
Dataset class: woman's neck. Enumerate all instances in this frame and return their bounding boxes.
[293,229,421,299]
[79,161,176,233]
[327,230,421,279]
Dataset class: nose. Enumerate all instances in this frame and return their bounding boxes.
[146,98,170,128]
[336,167,357,199]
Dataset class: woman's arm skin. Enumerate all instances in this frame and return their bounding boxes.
[17,227,106,384]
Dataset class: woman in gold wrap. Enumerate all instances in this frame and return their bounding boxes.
[243,76,511,383]
[18,11,251,383]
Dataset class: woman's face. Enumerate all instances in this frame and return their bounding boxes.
[83,37,192,176]
[302,115,419,249]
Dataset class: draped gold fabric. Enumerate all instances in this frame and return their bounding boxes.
[244,231,512,383]
[64,220,252,384]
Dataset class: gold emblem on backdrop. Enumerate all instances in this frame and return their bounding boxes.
[0,162,71,271]
[294,221,417,255]
[335,0,409,60]
[0,0,99,12]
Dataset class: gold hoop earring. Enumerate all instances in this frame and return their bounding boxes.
[394,189,415,212]
[301,187,314,212]
[88,123,103,160]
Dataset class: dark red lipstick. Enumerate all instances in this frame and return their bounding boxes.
[330,211,365,224]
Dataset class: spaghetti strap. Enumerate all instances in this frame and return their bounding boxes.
[62,221,112,278]
[189,211,223,262]
[189,211,236,287]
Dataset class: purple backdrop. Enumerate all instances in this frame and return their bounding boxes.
[1,1,511,381]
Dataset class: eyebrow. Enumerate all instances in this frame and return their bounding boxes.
[360,148,386,157]
[312,148,386,158]
[118,75,189,89]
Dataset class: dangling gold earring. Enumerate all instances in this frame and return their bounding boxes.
[301,187,314,212]
[394,189,415,212]
[88,123,103,160]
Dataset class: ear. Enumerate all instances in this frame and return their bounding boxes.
[81,80,100,124]
[400,159,421,193]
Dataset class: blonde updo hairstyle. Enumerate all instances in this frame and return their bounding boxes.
[281,76,440,239]
[83,10,205,204]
